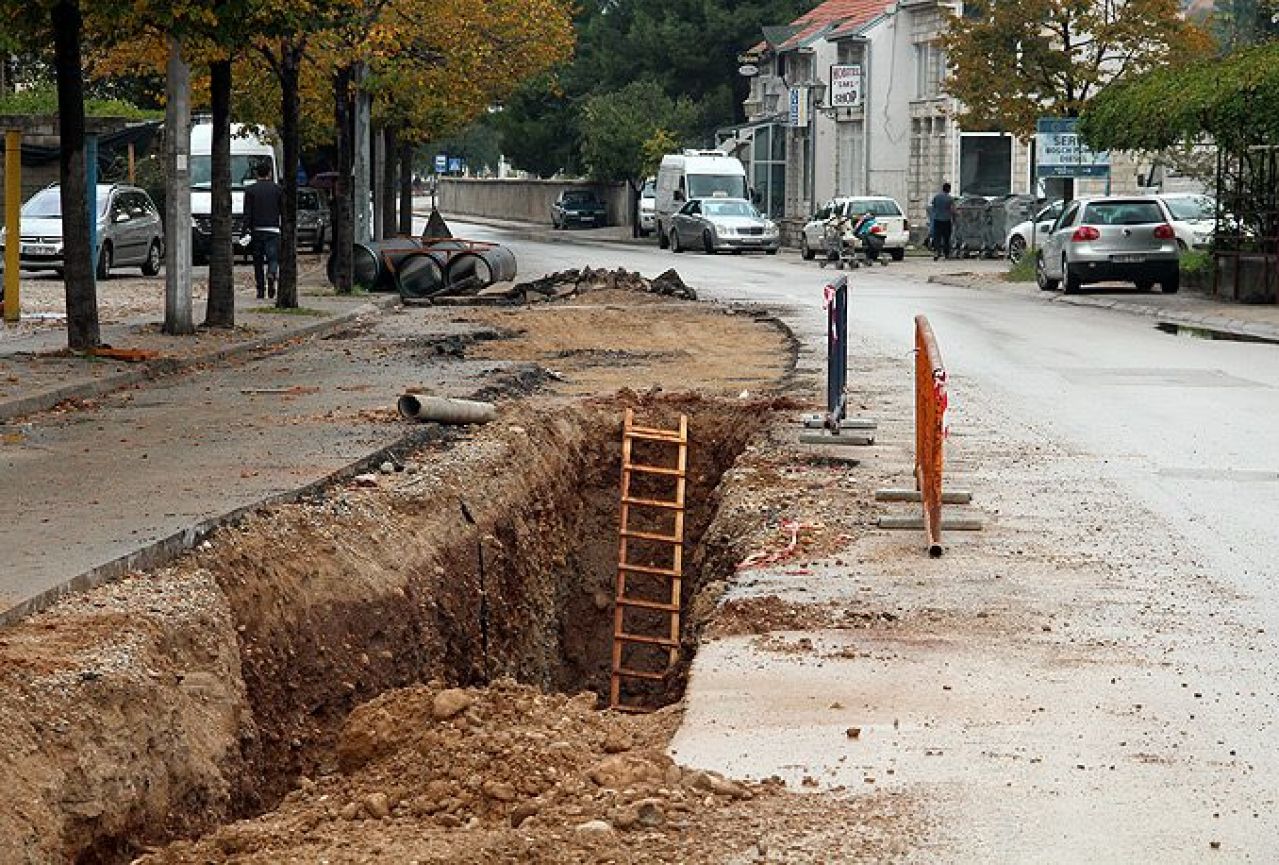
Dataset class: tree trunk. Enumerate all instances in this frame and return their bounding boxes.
[277,43,301,308]
[205,58,235,328]
[352,63,371,244]
[52,0,98,350]
[381,126,397,236]
[372,123,383,240]
[162,35,194,335]
[331,65,353,293]
[398,139,413,236]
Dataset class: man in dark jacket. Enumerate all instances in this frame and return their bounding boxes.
[243,161,283,299]
[930,182,955,261]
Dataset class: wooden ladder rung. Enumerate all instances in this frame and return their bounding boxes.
[616,632,680,648]
[616,596,680,612]
[618,562,681,577]
[627,426,685,443]
[620,528,682,544]
[625,462,685,477]
[615,666,668,681]
[621,495,683,510]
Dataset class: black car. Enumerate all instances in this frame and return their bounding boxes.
[552,189,607,229]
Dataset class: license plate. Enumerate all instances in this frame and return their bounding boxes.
[1112,254,1146,263]
[22,244,56,255]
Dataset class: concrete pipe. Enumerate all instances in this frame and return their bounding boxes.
[444,246,518,294]
[395,251,445,300]
[397,394,497,425]
[328,238,422,291]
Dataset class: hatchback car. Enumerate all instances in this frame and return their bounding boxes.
[1,183,164,278]
[1006,200,1062,263]
[668,197,780,254]
[636,178,656,236]
[1035,196,1180,294]
[1158,193,1215,250]
[551,189,607,229]
[296,186,331,253]
[801,196,909,261]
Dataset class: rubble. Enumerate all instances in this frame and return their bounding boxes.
[482,267,699,305]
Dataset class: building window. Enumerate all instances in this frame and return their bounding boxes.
[960,133,1012,196]
[836,41,864,66]
[914,41,945,100]
[751,125,787,218]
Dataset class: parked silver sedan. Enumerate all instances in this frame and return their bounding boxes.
[668,197,780,254]
[1035,196,1180,294]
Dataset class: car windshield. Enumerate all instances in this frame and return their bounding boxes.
[640,181,656,199]
[1163,196,1214,221]
[687,174,748,199]
[563,191,599,204]
[843,198,902,217]
[1081,201,1165,225]
[22,187,109,218]
[190,155,275,190]
[702,200,757,218]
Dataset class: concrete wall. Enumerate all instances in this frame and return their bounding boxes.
[439,178,632,227]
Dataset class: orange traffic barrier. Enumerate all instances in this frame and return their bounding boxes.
[914,315,947,557]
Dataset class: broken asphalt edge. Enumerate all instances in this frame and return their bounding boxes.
[0,295,399,424]
[927,273,1279,343]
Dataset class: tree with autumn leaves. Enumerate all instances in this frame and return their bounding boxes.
[0,0,573,345]
[941,0,1212,140]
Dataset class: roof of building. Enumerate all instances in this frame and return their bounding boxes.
[767,0,895,51]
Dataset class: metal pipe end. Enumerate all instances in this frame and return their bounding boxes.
[397,394,423,420]
[928,543,944,559]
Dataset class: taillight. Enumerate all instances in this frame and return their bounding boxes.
[1071,226,1100,242]
[1153,224,1176,240]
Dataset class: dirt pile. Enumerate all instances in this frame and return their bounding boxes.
[140,679,911,864]
[508,267,697,303]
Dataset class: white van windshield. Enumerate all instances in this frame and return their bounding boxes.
[687,174,747,200]
[190,155,275,190]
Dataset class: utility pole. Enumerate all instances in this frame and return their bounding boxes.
[353,62,371,244]
[163,34,193,334]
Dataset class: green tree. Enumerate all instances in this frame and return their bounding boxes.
[942,0,1212,139]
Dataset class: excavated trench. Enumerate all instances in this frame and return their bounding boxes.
[59,394,769,864]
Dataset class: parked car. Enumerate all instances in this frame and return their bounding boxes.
[296,186,331,253]
[1035,196,1180,294]
[1158,192,1215,250]
[637,178,656,236]
[551,189,607,229]
[1006,200,1063,263]
[0,183,164,278]
[668,197,780,254]
[800,196,909,261]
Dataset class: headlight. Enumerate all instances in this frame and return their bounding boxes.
[764,222,779,235]
[719,226,735,236]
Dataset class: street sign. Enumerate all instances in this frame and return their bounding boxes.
[738,63,760,78]
[434,153,447,173]
[448,157,463,174]
[829,64,862,108]
[788,87,809,127]
[1035,118,1110,178]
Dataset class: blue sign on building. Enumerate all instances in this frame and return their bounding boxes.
[1035,118,1110,179]
[434,153,448,173]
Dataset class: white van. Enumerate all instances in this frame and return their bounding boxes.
[654,150,749,249]
[189,122,279,263]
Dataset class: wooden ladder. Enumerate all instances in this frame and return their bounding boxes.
[609,408,689,712]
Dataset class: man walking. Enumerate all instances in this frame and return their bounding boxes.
[243,161,283,299]
[930,182,955,261]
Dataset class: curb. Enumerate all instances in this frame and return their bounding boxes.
[929,273,1279,343]
[0,295,398,424]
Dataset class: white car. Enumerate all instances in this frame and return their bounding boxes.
[1006,201,1062,263]
[801,196,909,261]
[1158,193,1215,250]
[637,178,656,236]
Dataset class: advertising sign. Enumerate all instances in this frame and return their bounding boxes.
[1035,118,1110,178]
[829,64,863,108]
[788,87,810,127]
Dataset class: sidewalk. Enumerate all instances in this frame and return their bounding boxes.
[0,258,391,423]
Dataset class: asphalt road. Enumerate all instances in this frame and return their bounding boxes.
[452,220,1279,861]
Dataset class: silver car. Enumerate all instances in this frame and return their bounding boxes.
[668,197,780,254]
[0,183,164,278]
[1035,196,1180,294]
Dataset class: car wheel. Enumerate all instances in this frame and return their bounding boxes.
[657,223,669,249]
[702,230,715,255]
[671,230,683,253]
[890,247,905,262]
[1135,279,1154,292]
[1035,253,1058,291]
[800,235,814,260]
[765,248,778,255]
[1177,240,1188,253]
[1063,257,1082,294]
[140,239,163,276]
[96,242,112,280]
[1007,235,1026,263]
[312,230,324,254]
[1162,271,1180,294]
